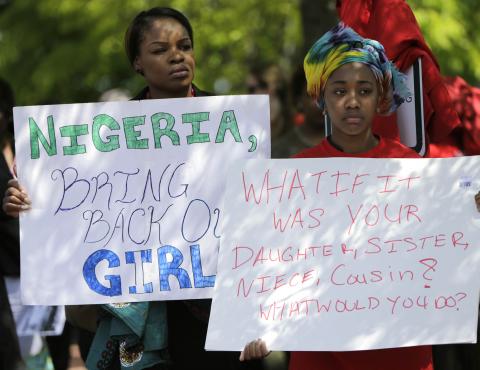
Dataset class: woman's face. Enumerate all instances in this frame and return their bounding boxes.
[324,62,380,141]
[134,17,195,98]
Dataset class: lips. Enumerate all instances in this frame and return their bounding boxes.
[170,66,189,79]
[343,115,363,124]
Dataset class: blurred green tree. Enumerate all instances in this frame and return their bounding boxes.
[0,0,302,104]
[0,0,478,105]
[409,0,480,84]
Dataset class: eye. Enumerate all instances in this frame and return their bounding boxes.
[360,88,373,95]
[179,42,192,51]
[151,48,167,54]
[334,89,346,96]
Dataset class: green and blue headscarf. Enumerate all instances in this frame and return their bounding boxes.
[304,22,410,115]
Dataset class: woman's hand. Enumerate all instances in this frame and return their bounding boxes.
[239,338,270,361]
[2,178,31,217]
[475,191,480,212]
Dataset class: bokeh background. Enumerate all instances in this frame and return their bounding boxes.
[0,0,478,105]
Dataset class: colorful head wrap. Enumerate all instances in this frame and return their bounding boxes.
[304,22,410,115]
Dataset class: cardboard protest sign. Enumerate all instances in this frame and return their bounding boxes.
[206,156,480,351]
[13,95,270,305]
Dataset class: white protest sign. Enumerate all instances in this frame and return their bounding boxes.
[206,156,480,351]
[14,95,270,305]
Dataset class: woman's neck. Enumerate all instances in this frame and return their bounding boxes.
[147,85,193,99]
[329,130,379,154]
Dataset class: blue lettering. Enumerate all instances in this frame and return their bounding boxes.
[83,209,110,243]
[82,249,122,296]
[181,199,211,243]
[51,167,90,214]
[190,244,215,288]
[114,169,139,204]
[125,249,153,294]
[91,171,113,210]
[157,245,192,291]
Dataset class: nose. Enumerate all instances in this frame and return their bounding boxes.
[169,47,184,63]
[345,91,360,109]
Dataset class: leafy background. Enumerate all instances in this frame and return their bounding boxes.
[0,0,478,105]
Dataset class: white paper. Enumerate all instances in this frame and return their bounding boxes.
[14,95,270,304]
[206,156,480,351]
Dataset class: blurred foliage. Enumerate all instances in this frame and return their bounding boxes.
[409,0,480,84]
[0,0,301,105]
[0,0,478,105]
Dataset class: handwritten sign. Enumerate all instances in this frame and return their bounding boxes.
[206,156,480,351]
[13,95,270,305]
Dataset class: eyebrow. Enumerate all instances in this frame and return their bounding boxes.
[148,41,168,46]
[148,37,191,45]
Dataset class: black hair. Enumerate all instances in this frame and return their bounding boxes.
[125,7,194,67]
[0,78,15,138]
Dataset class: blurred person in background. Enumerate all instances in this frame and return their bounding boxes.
[272,65,324,158]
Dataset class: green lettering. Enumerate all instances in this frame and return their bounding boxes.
[182,112,210,144]
[92,114,120,152]
[215,110,242,143]
[123,116,148,149]
[151,112,180,148]
[29,116,57,159]
[60,124,89,155]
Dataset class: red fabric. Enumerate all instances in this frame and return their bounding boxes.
[292,137,432,370]
[289,346,433,370]
[427,135,463,158]
[295,137,420,159]
[442,76,480,155]
[337,0,460,144]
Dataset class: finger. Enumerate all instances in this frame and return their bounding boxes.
[3,197,30,217]
[7,178,19,189]
[4,193,28,207]
[2,204,20,217]
[253,339,262,358]
[5,187,30,205]
[246,342,255,360]
[6,179,29,198]
[4,201,29,214]
[240,344,253,362]
[259,340,269,357]
[239,342,251,361]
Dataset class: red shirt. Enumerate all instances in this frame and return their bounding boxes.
[295,137,420,159]
[290,137,433,370]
